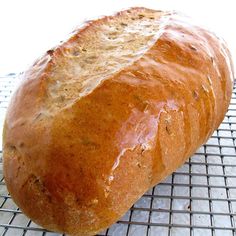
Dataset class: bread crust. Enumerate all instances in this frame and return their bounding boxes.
[3,7,234,236]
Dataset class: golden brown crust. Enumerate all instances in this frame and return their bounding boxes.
[3,7,234,236]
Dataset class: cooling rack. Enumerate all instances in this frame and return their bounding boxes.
[0,74,235,236]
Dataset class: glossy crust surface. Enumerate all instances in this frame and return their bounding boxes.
[3,7,234,236]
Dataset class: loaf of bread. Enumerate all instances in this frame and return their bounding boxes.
[3,7,234,236]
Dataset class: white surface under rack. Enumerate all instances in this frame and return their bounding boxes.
[0,74,236,236]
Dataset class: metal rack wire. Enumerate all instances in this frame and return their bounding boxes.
[0,74,235,236]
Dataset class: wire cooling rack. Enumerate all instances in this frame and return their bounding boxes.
[0,74,236,236]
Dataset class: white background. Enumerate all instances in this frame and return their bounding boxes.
[0,0,235,74]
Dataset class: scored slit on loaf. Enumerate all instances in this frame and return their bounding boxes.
[3,7,234,236]
[47,10,165,110]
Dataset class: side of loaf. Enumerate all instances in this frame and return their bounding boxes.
[3,7,234,236]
